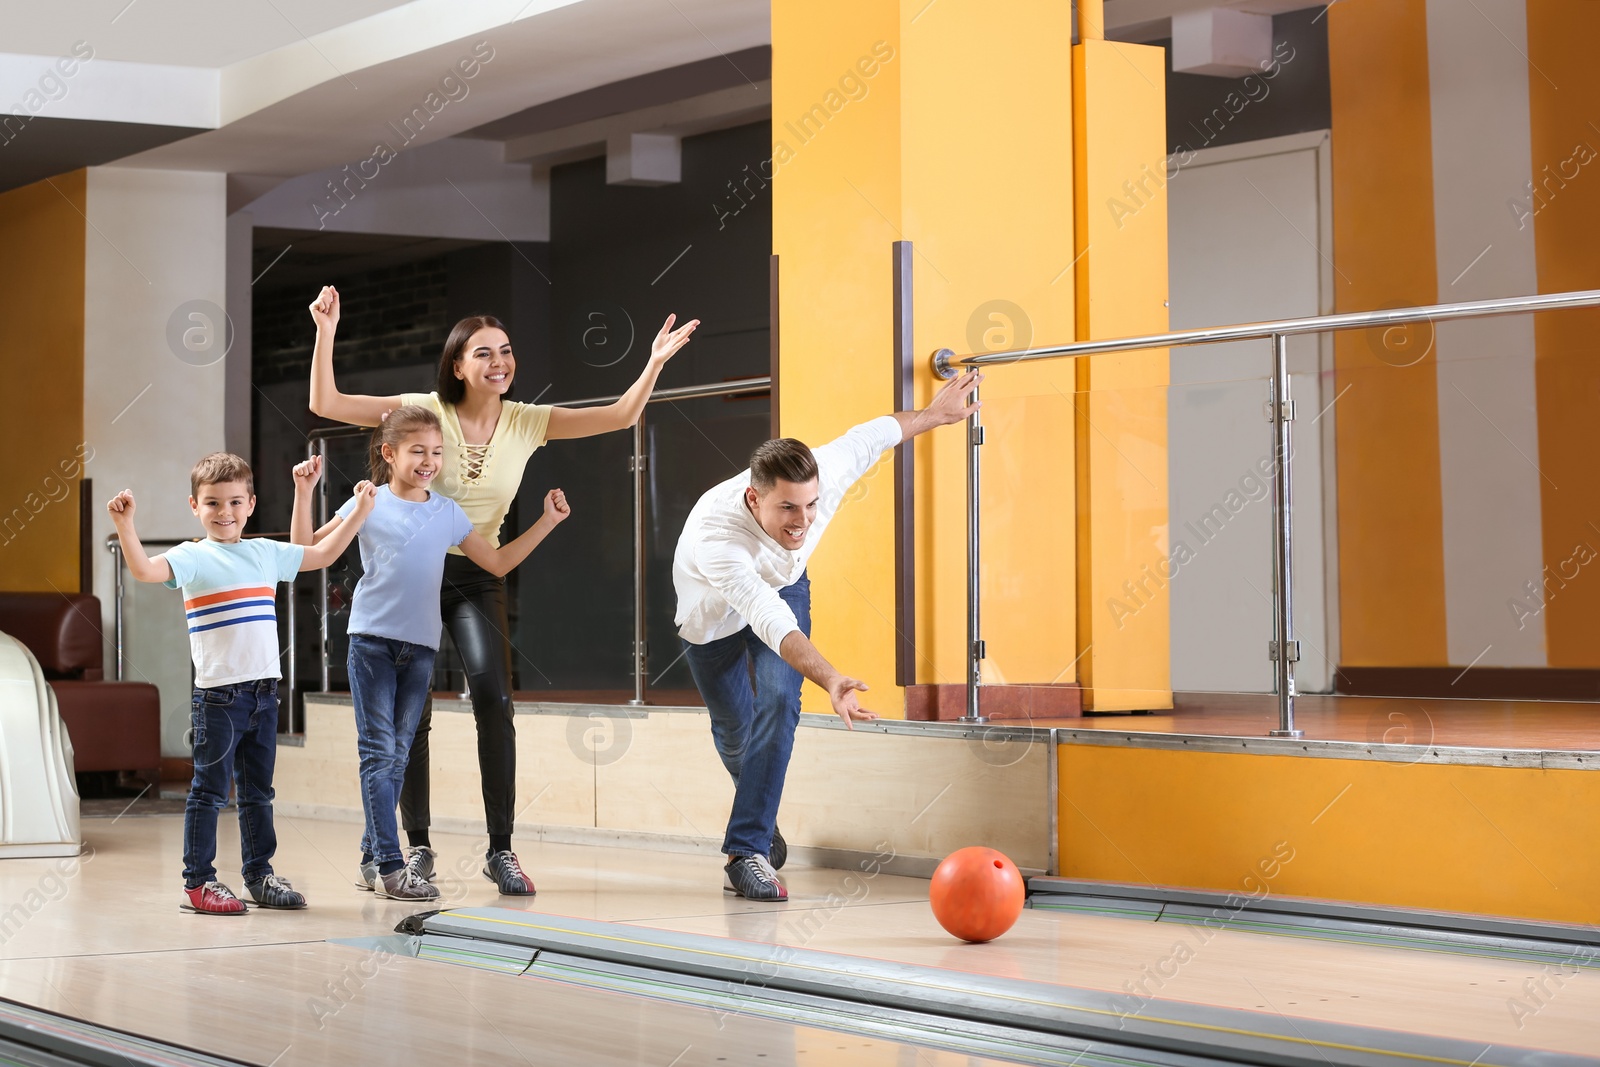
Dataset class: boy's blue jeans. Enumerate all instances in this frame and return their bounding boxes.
[348,634,436,868]
[183,679,281,889]
[683,574,810,859]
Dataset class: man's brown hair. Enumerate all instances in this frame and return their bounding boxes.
[190,452,254,498]
[749,438,818,492]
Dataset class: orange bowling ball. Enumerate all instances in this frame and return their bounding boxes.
[929,846,1025,943]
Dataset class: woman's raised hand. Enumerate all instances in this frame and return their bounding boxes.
[649,313,700,366]
[309,286,340,331]
[543,488,571,525]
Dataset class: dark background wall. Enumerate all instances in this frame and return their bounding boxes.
[523,119,773,692]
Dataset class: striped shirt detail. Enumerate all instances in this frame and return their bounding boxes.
[183,585,278,634]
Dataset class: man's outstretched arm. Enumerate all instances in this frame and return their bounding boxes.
[698,548,877,729]
[778,631,877,729]
[890,369,983,443]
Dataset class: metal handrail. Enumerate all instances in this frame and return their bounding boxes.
[933,288,1600,735]
[931,289,1600,373]
[302,375,772,706]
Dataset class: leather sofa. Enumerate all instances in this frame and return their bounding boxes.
[0,593,161,787]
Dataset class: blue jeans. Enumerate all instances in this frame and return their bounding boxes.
[183,679,280,888]
[683,574,810,858]
[348,634,436,868]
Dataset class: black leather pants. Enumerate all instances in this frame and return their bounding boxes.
[400,554,518,837]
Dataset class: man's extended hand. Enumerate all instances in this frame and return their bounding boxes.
[926,369,983,425]
[828,675,878,730]
[896,370,983,441]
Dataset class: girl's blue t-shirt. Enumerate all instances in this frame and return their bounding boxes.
[337,485,473,649]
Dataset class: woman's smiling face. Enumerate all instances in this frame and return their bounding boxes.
[454,327,515,397]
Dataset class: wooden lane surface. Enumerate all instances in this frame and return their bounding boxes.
[621,902,1600,1056]
[5,814,1595,1059]
[0,942,1026,1067]
[0,816,1009,1065]
[1035,693,1600,750]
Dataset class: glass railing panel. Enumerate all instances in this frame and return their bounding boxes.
[642,392,772,696]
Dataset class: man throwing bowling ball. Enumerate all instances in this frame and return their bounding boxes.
[673,371,982,900]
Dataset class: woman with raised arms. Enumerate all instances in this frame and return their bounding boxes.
[308,285,697,895]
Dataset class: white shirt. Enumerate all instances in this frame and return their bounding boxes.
[674,416,902,653]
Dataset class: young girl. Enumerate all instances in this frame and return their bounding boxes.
[292,405,569,900]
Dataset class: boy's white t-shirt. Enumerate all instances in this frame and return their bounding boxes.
[162,538,305,688]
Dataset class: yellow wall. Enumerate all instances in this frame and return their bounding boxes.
[1060,743,1599,925]
[1527,0,1600,667]
[1072,40,1171,711]
[0,171,87,593]
[772,2,906,714]
[1326,1,1449,667]
[773,1,1082,713]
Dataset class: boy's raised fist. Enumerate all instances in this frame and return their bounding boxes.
[293,456,323,490]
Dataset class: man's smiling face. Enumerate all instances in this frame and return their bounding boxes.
[745,478,820,550]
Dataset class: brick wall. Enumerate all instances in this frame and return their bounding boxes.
[253,257,449,387]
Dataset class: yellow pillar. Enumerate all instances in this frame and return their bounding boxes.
[773,2,1169,717]
[773,1,1077,716]
[1071,40,1172,711]
[0,171,87,592]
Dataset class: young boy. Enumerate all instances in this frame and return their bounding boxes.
[107,453,376,915]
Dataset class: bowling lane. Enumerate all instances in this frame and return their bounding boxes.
[623,900,1600,1056]
[0,941,1038,1067]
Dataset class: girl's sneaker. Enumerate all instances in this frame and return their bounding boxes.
[376,867,440,901]
[246,874,307,910]
[181,881,248,915]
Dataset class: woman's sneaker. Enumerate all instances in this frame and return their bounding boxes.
[483,850,536,896]
[181,881,248,915]
[375,867,440,901]
[245,874,307,910]
[770,827,788,870]
[404,846,436,883]
[724,855,787,901]
[356,859,378,891]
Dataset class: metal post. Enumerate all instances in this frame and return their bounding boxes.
[285,577,298,732]
[1268,332,1302,738]
[961,380,985,724]
[629,416,647,706]
[316,437,331,693]
[109,539,124,681]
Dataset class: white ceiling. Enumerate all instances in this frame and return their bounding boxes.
[0,0,420,68]
[121,0,768,175]
[0,0,768,187]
